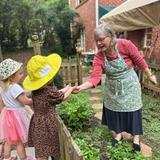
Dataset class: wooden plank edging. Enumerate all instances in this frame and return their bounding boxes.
[56,115,83,160]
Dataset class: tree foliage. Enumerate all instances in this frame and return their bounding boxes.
[0,0,76,56]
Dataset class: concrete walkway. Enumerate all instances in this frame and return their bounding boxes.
[11,147,35,159]
[11,147,52,160]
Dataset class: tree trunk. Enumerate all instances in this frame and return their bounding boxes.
[0,45,3,62]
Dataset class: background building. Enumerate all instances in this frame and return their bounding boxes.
[69,0,160,62]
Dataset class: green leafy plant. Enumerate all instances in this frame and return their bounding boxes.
[72,123,149,160]
[54,73,64,89]
[75,138,99,160]
[57,93,95,130]
[107,141,148,160]
[72,126,110,160]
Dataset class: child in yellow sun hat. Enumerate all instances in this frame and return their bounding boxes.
[23,53,74,160]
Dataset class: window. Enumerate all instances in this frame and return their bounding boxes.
[80,28,86,50]
[144,28,152,48]
[76,0,86,6]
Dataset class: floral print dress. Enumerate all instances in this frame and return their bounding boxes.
[28,86,64,159]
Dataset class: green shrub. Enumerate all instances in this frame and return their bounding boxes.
[57,93,95,130]
[54,73,64,89]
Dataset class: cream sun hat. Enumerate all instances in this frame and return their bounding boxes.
[0,58,23,81]
[23,53,62,91]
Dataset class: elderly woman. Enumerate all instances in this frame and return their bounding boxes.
[73,24,157,151]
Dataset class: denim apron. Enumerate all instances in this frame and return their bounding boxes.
[103,46,142,112]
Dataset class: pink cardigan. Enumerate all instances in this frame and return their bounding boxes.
[89,39,148,87]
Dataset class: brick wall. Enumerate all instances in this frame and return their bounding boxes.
[70,0,96,51]
[127,27,160,61]
[152,26,160,60]
[70,0,76,8]
[70,0,127,51]
[127,30,145,50]
[99,0,126,6]
[70,0,160,60]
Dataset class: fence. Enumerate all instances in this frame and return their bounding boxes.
[142,59,160,97]
[59,57,82,86]
[56,115,83,160]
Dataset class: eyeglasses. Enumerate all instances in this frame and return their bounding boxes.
[95,36,108,43]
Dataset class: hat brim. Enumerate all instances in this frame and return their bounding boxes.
[23,54,62,91]
[0,62,23,81]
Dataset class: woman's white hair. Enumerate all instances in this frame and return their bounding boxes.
[94,24,116,48]
[94,24,115,39]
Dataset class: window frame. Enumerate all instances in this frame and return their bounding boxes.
[143,28,152,48]
[76,0,88,7]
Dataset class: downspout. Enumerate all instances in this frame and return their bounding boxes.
[68,0,70,6]
[68,0,74,51]
[95,0,99,52]
[95,0,99,27]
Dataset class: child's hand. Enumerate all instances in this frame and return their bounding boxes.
[59,85,71,93]
[70,86,76,92]
[63,86,75,100]
[72,86,81,94]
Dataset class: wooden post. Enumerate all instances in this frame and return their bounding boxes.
[31,34,41,55]
[0,45,3,62]
[76,47,83,85]
[72,140,83,160]
[57,115,65,160]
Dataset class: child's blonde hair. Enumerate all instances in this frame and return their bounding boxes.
[0,80,10,91]
[0,75,14,91]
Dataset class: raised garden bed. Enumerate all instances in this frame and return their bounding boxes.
[57,90,160,160]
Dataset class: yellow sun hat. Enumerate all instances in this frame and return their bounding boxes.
[23,53,62,91]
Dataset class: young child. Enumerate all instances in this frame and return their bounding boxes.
[0,96,5,160]
[0,58,33,160]
[23,54,74,160]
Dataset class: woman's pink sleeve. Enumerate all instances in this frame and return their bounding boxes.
[88,53,104,87]
[126,40,148,70]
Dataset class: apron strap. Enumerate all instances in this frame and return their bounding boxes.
[115,45,121,59]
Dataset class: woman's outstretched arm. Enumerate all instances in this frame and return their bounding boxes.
[72,81,93,93]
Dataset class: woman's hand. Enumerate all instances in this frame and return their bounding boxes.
[72,81,93,94]
[144,68,158,85]
[148,75,158,85]
[72,86,82,94]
